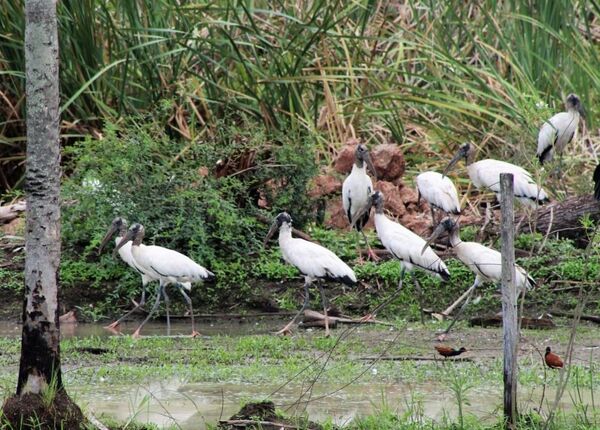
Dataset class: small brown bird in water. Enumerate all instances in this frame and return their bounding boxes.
[544,346,564,369]
[435,345,467,358]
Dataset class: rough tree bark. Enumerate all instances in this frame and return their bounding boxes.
[16,0,63,396]
[2,2,83,426]
[518,196,600,247]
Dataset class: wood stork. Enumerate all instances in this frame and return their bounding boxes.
[360,191,450,321]
[416,171,461,225]
[537,94,585,165]
[424,218,534,339]
[342,144,378,260]
[444,143,549,206]
[114,223,215,338]
[98,217,159,331]
[264,212,356,336]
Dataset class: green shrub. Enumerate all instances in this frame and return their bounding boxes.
[61,114,316,312]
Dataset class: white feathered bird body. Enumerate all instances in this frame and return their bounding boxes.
[342,164,374,231]
[114,236,157,286]
[374,213,449,280]
[537,111,579,164]
[416,171,460,214]
[130,244,214,290]
[278,226,356,285]
[467,159,548,205]
[453,241,534,291]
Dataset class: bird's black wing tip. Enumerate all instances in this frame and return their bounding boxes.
[593,164,600,200]
[440,271,451,282]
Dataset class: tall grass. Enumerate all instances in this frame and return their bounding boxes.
[1,0,599,189]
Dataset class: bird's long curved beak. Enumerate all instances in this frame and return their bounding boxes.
[351,199,373,229]
[421,223,445,255]
[113,229,134,257]
[263,221,278,248]
[98,225,117,255]
[443,151,462,177]
[365,153,378,179]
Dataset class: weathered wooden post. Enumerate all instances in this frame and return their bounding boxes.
[500,173,518,428]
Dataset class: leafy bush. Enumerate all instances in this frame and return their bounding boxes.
[61,113,316,312]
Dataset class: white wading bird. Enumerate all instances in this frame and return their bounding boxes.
[264,212,356,336]
[416,171,461,225]
[114,223,215,338]
[537,94,585,165]
[98,217,159,331]
[444,143,548,206]
[342,144,379,260]
[359,191,450,321]
[423,218,534,339]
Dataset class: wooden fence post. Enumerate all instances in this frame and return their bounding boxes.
[500,173,518,428]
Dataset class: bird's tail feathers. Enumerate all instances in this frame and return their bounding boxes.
[204,270,216,282]
[439,269,451,282]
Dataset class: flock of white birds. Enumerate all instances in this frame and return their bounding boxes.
[98,94,584,338]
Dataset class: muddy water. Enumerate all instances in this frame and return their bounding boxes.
[0,320,595,428]
[70,379,594,429]
[0,318,287,338]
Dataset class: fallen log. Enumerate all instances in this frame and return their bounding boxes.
[550,310,600,324]
[470,315,555,329]
[518,195,600,247]
[0,201,25,223]
[301,309,394,327]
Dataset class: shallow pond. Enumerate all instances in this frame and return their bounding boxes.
[0,320,597,428]
[70,378,595,429]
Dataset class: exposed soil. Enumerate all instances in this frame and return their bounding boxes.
[219,400,324,430]
[2,390,85,430]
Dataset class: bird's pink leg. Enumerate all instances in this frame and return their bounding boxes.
[131,283,164,338]
[105,283,148,331]
[276,280,311,336]
[178,286,201,338]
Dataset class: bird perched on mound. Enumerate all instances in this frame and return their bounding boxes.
[445,143,548,206]
[435,345,467,358]
[342,144,378,261]
[264,212,356,336]
[544,346,564,369]
[537,94,585,165]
